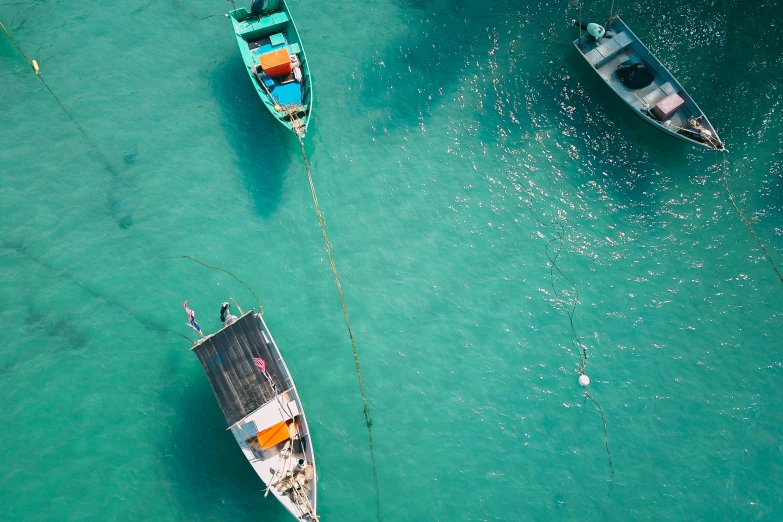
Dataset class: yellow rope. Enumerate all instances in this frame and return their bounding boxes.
[0,19,32,65]
[719,155,783,285]
[296,133,381,521]
[1,18,125,185]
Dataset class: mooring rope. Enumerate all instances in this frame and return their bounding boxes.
[2,20,113,170]
[1,17,131,227]
[543,228,589,372]
[537,214,614,475]
[530,203,614,478]
[585,390,613,473]
[509,175,613,478]
[719,155,783,285]
[295,133,381,521]
[176,255,264,314]
[481,19,614,475]
[0,19,30,61]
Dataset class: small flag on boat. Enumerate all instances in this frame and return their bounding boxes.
[253,357,278,395]
[183,301,202,335]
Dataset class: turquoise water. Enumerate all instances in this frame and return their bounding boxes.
[1,0,782,520]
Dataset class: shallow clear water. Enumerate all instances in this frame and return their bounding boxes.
[1,0,782,520]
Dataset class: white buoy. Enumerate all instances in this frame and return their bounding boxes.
[579,374,590,387]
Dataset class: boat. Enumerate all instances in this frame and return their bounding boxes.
[229,0,313,136]
[573,16,725,151]
[190,302,317,520]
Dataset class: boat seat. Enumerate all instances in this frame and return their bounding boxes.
[653,92,685,120]
[269,32,286,47]
[237,12,289,40]
[251,64,276,89]
[642,86,668,107]
[642,81,679,110]
[587,31,633,69]
[256,420,293,450]
[287,43,301,55]
[230,7,251,22]
[659,82,676,96]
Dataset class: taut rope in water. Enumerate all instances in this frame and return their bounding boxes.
[1,20,114,170]
[718,155,783,285]
[295,130,382,521]
[1,17,131,226]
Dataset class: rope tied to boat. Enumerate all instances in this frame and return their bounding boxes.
[294,126,382,521]
[718,155,783,285]
[176,256,264,314]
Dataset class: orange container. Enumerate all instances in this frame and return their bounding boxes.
[256,420,291,450]
[259,49,292,78]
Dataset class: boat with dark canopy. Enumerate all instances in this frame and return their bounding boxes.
[190,303,317,520]
[229,0,313,136]
[573,16,725,151]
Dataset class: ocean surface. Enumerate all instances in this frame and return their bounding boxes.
[1,0,782,520]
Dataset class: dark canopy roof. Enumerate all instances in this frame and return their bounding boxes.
[192,312,286,426]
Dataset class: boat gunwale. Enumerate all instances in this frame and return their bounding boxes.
[253,312,318,517]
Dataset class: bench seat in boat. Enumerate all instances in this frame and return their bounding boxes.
[586,31,633,68]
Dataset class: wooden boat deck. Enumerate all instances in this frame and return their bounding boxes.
[192,312,288,425]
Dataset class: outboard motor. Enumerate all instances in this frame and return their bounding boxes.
[587,23,606,40]
[250,0,281,16]
[220,302,238,326]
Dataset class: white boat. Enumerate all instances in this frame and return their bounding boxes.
[191,307,317,520]
[573,16,725,151]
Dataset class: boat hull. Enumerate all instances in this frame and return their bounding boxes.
[230,1,313,136]
[573,16,724,151]
[192,311,317,520]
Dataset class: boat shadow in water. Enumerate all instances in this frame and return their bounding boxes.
[211,55,300,220]
[160,371,290,520]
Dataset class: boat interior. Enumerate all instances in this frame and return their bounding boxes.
[231,7,307,112]
[231,389,316,519]
[575,18,722,149]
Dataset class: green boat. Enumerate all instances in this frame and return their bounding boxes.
[229,0,313,136]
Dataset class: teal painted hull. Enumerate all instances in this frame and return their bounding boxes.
[230,1,313,136]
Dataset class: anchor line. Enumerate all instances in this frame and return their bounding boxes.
[532,202,614,476]
[0,18,30,62]
[586,390,614,478]
[176,255,264,314]
[482,15,614,473]
[516,179,614,478]
[1,19,116,173]
[1,16,134,228]
[718,155,783,285]
[544,225,588,372]
[295,132,382,522]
